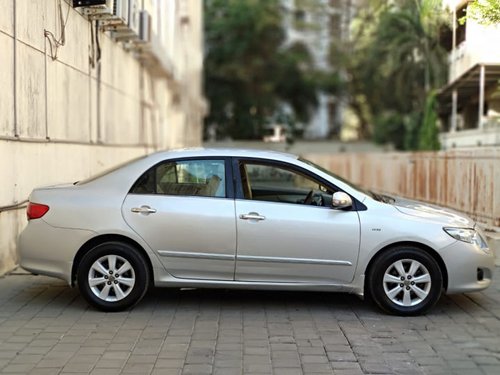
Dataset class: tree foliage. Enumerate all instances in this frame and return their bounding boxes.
[465,0,500,25]
[204,0,324,139]
[334,0,448,150]
[418,91,440,150]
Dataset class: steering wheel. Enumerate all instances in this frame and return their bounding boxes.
[304,189,314,205]
[313,193,324,206]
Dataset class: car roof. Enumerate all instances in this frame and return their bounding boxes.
[75,147,369,203]
[146,148,300,163]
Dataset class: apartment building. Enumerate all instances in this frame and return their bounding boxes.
[282,0,355,139]
[438,0,500,148]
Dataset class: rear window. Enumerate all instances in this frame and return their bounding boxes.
[75,155,148,185]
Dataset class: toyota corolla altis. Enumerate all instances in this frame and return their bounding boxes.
[18,149,495,315]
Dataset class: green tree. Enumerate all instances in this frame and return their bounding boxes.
[465,0,500,25]
[333,0,447,149]
[204,0,322,139]
[418,91,440,150]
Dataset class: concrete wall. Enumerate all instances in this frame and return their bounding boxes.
[306,148,500,231]
[0,0,205,275]
[448,21,500,83]
[443,0,500,82]
[440,125,500,149]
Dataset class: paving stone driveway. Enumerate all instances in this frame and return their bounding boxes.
[0,268,499,375]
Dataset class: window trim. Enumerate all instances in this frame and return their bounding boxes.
[129,156,235,199]
[232,157,366,211]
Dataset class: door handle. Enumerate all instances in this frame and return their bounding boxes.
[239,212,266,221]
[131,206,157,214]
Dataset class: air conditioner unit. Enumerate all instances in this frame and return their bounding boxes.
[128,0,140,36]
[115,0,129,24]
[73,0,106,7]
[108,0,142,42]
[79,0,129,25]
[139,10,151,43]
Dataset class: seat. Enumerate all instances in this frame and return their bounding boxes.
[205,175,222,197]
[239,165,252,200]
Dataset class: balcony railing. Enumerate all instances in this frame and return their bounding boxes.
[440,116,500,149]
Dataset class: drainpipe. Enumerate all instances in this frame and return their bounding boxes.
[478,64,485,130]
[451,5,456,80]
[450,6,457,134]
[13,0,18,137]
[451,89,458,132]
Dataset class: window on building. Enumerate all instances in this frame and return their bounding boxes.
[439,24,453,52]
[329,13,342,39]
[455,5,467,47]
[329,0,343,8]
[293,8,306,29]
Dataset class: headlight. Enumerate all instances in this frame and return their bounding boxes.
[443,227,489,250]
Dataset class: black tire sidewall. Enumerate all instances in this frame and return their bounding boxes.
[368,247,443,316]
[77,241,149,312]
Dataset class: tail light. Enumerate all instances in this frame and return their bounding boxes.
[27,202,50,220]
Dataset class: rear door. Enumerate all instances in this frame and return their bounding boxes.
[122,157,237,280]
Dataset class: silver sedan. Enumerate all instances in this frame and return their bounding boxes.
[18,149,495,315]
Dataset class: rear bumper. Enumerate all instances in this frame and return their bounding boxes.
[18,219,95,285]
[441,240,495,294]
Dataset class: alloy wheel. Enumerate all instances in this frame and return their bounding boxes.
[382,259,431,307]
[88,255,136,302]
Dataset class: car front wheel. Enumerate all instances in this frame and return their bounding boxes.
[367,247,443,315]
[77,242,150,312]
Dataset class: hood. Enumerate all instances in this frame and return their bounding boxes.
[391,196,475,228]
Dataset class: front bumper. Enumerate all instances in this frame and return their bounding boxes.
[441,240,495,294]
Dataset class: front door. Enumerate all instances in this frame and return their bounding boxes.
[234,161,360,284]
[122,158,236,280]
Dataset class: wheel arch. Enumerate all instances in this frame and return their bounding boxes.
[71,234,154,287]
[364,241,449,295]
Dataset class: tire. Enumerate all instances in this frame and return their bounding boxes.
[77,241,150,312]
[367,246,443,316]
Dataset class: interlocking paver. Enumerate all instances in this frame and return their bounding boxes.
[1,268,500,374]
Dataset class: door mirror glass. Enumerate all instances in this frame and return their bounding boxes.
[332,192,352,209]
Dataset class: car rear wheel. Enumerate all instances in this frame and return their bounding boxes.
[367,247,443,315]
[77,242,149,312]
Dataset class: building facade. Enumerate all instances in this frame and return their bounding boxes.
[438,0,500,149]
[0,0,205,275]
[282,0,355,139]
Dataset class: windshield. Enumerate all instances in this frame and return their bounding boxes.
[298,157,371,194]
[298,157,395,203]
[75,155,148,185]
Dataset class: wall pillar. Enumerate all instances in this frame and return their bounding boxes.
[451,89,458,132]
[478,64,486,130]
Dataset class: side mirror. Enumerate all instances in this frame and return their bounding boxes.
[332,192,352,209]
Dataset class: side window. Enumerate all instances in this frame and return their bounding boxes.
[131,159,226,198]
[241,162,334,206]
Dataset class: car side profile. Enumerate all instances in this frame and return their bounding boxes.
[18,149,495,315]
